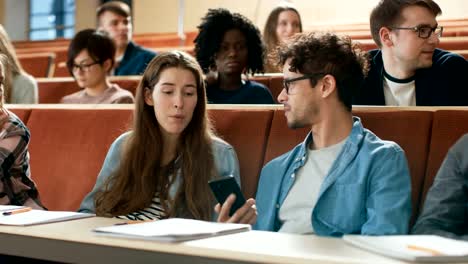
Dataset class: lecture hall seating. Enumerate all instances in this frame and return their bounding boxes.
[6,105,468,230]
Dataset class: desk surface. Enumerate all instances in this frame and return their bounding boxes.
[0,217,452,264]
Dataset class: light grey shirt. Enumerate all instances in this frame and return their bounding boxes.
[60,84,134,104]
[279,138,346,234]
[11,73,38,104]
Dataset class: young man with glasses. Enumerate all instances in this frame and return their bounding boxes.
[355,0,468,106]
[96,1,156,76]
[61,29,134,104]
[254,32,412,236]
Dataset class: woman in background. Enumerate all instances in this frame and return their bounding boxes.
[195,8,275,104]
[0,54,43,209]
[79,51,256,224]
[263,6,302,72]
[61,29,134,104]
[0,24,38,104]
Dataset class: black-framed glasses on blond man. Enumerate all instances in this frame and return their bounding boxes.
[283,73,325,95]
[390,25,443,39]
[72,61,101,72]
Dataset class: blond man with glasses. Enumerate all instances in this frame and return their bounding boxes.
[355,0,468,106]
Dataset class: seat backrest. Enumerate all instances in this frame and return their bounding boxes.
[8,107,31,124]
[52,49,71,77]
[209,108,273,198]
[18,53,55,78]
[423,110,468,207]
[37,78,81,103]
[27,108,133,211]
[269,75,283,103]
[263,109,309,165]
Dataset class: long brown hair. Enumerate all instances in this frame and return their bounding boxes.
[0,24,23,103]
[0,53,7,109]
[95,51,216,220]
[263,6,303,55]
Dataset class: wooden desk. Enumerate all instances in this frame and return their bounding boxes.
[0,217,445,264]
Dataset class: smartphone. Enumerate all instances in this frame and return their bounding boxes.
[209,176,246,217]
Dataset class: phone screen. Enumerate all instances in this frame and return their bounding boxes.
[208,176,246,216]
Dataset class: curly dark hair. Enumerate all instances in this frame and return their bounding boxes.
[194,8,265,74]
[277,32,369,111]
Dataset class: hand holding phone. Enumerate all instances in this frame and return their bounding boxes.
[209,176,246,217]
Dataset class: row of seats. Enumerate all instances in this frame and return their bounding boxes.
[15,36,468,78]
[35,75,283,104]
[12,17,468,50]
[7,105,468,228]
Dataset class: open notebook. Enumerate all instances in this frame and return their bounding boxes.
[343,235,468,263]
[0,206,94,226]
[93,218,251,242]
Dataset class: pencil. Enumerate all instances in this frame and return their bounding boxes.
[407,244,443,256]
[2,207,32,216]
[114,220,155,225]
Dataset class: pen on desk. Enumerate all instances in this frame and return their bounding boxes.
[407,244,443,256]
[2,207,32,216]
[114,220,155,225]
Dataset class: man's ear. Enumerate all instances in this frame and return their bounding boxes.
[320,74,336,99]
[103,59,113,73]
[379,27,394,47]
[144,87,154,106]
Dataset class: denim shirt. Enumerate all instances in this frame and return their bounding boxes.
[78,131,240,219]
[254,117,412,236]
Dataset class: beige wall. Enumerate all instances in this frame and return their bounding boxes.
[75,0,99,32]
[133,0,468,34]
[0,0,4,25]
[2,0,28,40]
[0,0,467,40]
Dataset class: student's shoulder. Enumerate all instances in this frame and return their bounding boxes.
[110,84,134,98]
[131,42,157,57]
[361,127,405,157]
[13,72,37,86]
[433,49,467,67]
[211,136,235,152]
[60,90,85,103]
[114,131,132,144]
[244,80,275,103]
[449,133,468,156]
[246,80,269,90]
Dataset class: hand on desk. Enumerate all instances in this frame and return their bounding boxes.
[215,194,257,225]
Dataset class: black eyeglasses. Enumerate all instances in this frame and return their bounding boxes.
[390,25,443,39]
[283,73,325,95]
[72,61,101,72]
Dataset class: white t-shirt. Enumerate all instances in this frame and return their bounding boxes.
[278,138,346,234]
[383,70,416,106]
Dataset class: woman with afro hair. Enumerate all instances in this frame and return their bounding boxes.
[195,8,275,104]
